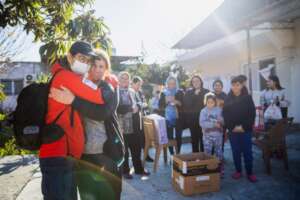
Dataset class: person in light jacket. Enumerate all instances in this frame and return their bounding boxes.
[199,93,224,176]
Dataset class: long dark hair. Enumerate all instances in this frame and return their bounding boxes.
[190,75,203,90]
[268,75,283,90]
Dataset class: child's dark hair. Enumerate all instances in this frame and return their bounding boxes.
[237,74,247,82]
[132,76,143,84]
[204,93,217,105]
[231,76,244,84]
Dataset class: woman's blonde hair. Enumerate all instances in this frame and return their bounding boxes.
[91,48,111,73]
[118,71,131,80]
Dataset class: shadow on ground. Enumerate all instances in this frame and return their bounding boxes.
[0,155,38,175]
[121,131,300,200]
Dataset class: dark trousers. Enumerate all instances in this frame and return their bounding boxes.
[222,129,226,152]
[281,107,288,118]
[229,131,253,175]
[188,121,204,152]
[40,157,77,200]
[123,133,144,174]
[166,119,183,154]
[75,154,122,200]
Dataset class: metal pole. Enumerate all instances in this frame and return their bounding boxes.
[247,28,252,93]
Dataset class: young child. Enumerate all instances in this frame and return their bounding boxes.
[199,93,224,176]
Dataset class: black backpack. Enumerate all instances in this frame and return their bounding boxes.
[13,70,63,151]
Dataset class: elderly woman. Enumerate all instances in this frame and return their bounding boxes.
[223,76,257,183]
[159,76,184,154]
[117,71,150,179]
[50,49,124,200]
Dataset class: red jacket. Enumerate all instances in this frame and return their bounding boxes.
[39,62,104,159]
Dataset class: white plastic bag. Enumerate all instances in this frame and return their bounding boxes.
[264,104,282,121]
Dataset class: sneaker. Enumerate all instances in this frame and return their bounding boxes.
[232,172,242,180]
[247,175,258,183]
[136,170,151,176]
[123,173,133,179]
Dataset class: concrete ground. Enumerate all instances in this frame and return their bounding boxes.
[1,130,300,200]
[0,155,39,200]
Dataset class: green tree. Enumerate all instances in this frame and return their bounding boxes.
[0,0,93,40]
[40,10,112,64]
[146,63,189,86]
[0,1,112,65]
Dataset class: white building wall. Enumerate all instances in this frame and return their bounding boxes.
[178,24,300,122]
[290,19,300,123]
[0,62,45,111]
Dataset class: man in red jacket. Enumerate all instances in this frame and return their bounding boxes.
[39,41,106,200]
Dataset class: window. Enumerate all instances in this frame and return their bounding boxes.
[259,58,276,90]
[1,80,13,95]
[14,80,24,94]
[0,79,24,95]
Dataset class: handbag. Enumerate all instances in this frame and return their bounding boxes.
[264,104,282,121]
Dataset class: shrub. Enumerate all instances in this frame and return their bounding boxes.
[0,137,32,157]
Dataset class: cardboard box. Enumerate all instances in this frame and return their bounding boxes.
[171,153,220,196]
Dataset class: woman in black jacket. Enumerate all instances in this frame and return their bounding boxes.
[50,50,124,200]
[223,76,257,183]
[183,75,209,152]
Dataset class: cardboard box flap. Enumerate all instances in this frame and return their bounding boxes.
[173,153,220,172]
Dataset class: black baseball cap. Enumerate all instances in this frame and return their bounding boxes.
[69,41,96,57]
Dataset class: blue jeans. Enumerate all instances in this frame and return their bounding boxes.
[39,157,77,200]
[229,131,253,175]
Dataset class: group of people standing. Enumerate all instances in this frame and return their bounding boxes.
[155,73,288,183]
[38,40,290,200]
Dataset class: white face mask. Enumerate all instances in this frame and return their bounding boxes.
[71,60,90,75]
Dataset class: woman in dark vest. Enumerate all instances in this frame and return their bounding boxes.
[131,76,154,162]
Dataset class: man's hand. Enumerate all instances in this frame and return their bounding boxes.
[195,89,201,95]
[232,125,244,133]
[49,86,75,105]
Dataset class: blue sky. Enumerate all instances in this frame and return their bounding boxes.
[18,0,223,63]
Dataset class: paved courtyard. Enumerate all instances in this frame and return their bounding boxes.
[1,130,300,200]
